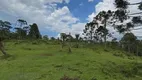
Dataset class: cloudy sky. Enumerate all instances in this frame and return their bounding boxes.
[0,0,142,39]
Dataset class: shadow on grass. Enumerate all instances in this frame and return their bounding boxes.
[0,54,16,60]
[60,75,80,80]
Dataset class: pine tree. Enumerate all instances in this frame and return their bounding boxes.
[29,23,41,39]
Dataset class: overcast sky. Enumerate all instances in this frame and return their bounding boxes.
[0,0,142,39]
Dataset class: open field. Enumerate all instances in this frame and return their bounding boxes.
[1,0,142,80]
[0,41,142,80]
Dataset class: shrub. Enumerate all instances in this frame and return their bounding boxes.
[119,62,142,78]
[60,75,80,80]
[113,53,124,58]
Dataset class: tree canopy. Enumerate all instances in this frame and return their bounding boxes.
[29,23,41,39]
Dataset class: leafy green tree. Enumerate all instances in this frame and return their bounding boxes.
[83,11,113,49]
[43,35,49,40]
[0,20,11,55]
[95,11,112,48]
[136,40,142,56]
[114,0,142,55]
[28,23,41,39]
[60,33,72,53]
[83,22,99,42]
[115,0,128,9]
[114,0,129,23]
[75,34,80,41]
[15,19,28,39]
[0,20,12,39]
[17,19,27,27]
[9,32,18,39]
[15,28,27,39]
[120,33,137,53]
[50,37,55,41]
[113,0,142,33]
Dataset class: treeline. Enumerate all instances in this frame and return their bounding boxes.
[82,0,142,56]
[0,19,83,41]
[115,33,142,56]
[0,19,41,40]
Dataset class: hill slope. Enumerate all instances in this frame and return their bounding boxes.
[0,41,142,80]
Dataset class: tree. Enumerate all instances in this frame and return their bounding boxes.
[120,33,137,53]
[114,0,129,23]
[75,34,80,48]
[79,37,83,42]
[0,20,12,39]
[60,33,67,49]
[111,38,118,47]
[15,19,28,39]
[95,10,113,48]
[15,28,27,39]
[83,21,99,42]
[17,19,27,28]
[28,23,41,39]
[115,0,128,9]
[113,0,142,56]
[75,34,80,41]
[0,38,7,55]
[60,33,72,53]
[0,20,11,55]
[43,35,49,40]
[135,40,142,56]
[112,0,142,33]
[9,32,18,39]
[66,33,72,53]
[83,11,113,48]
[50,37,55,41]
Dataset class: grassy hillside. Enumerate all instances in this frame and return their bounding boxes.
[0,41,142,80]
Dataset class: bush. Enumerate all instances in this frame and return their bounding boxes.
[32,41,38,45]
[60,75,80,80]
[113,53,124,58]
[119,62,142,78]
[72,44,79,48]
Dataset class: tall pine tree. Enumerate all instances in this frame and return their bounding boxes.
[29,23,41,39]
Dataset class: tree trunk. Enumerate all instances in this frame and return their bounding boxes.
[0,48,7,55]
[0,41,7,55]
[76,39,79,48]
[68,46,72,53]
[104,35,107,49]
[68,42,72,53]
[104,19,107,49]
[128,44,130,53]
[61,40,65,49]
[136,45,138,57]
[62,42,64,49]
[60,41,64,51]
[90,32,93,43]
[76,42,79,48]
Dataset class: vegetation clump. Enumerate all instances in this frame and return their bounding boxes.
[60,75,80,80]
